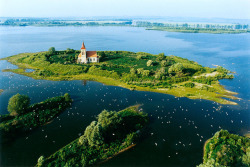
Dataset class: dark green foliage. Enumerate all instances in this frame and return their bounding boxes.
[0,94,72,140]
[184,82,195,88]
[7,93,30,116]
[200,130,250,167]
[156,53,165,62]
[38,106,148,167]
[48,47,56,55]
[98,51,106,62]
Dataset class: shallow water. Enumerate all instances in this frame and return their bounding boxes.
[0,26,249,166]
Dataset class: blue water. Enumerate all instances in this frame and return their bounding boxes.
[0,26,249,167]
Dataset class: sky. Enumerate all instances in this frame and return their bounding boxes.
[0,0,249,19]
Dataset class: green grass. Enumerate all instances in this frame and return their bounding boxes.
[1,50,239,105]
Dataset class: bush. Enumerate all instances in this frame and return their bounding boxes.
[184,82,195,88]
[156,53,165,61]
[48,47,56,55]
[142,70,150,77]
[147,60,153,67]
[37,156,45,167]
[7,93,30,116]
[160,60,168,67]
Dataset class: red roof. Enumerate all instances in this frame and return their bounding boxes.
[81,42,86,49]
[78,51,98,58]
[86,51,98,58]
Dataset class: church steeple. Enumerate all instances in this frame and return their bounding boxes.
[81,42,86,49]
[81,42,86,58]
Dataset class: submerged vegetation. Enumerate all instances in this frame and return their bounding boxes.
[1,49,238,104]
[0,93,72,141]
[36,105,148,167]
[198,130,250,167]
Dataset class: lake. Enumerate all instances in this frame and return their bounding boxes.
[0,26,249,166]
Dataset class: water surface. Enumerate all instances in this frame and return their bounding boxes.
[0,26,249,167]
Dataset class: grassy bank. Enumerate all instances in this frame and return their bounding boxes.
[36,105,148,167]
[1,50,238,105]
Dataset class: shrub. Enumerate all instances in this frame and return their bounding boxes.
[160,60,168,67]
[7,93,30,116]
[48,47,56,55]
[156,53,165,61]
[147,60,153,67]
[137,68,144,75]
[142,70,150,77]
[184,82,195,88]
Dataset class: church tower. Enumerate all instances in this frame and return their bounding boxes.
[81,42,87,63]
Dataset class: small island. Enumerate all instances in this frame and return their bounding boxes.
[36,105,148,167]
[1,43,238,105]
[198,130,250,167]
[0,93,72,141]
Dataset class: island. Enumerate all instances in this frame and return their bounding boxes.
[1,46,238,105]
[0,93,72,141]
[198,130,250,167]
[35,105,148,167]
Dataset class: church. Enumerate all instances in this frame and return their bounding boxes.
[77,42,99,64]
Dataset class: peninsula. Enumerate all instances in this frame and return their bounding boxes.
[0,93,72,141]
[1,44,238,105]
[36,105,148,167]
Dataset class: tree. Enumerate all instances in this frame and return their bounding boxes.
[48,47,56,55]
[98,52,106,62]
[8,93,30,116]
[84,121,104,146]
[142,70,150,77]
[147,60,153,67]
[168,63,184,73]
[137,68,144,75]
[37,156,45,167]
[66,48,74,54]
[130,68,136,75]
[64,93,72,102]
[160,60,168,67]
[136,54,143,60]
[156,53,165,61]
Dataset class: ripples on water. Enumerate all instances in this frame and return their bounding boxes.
[0,26,249,167]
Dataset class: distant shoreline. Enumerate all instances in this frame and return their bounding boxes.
[0,19,249,34]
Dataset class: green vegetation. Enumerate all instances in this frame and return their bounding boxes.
[0,89,3,94]
[0,93,72,141]
[36,105,148,167]
[198,130,250,167]
[8,93,30,116]
[146,27,249,34]
[1,18,249,34]
[1,49,238,105]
